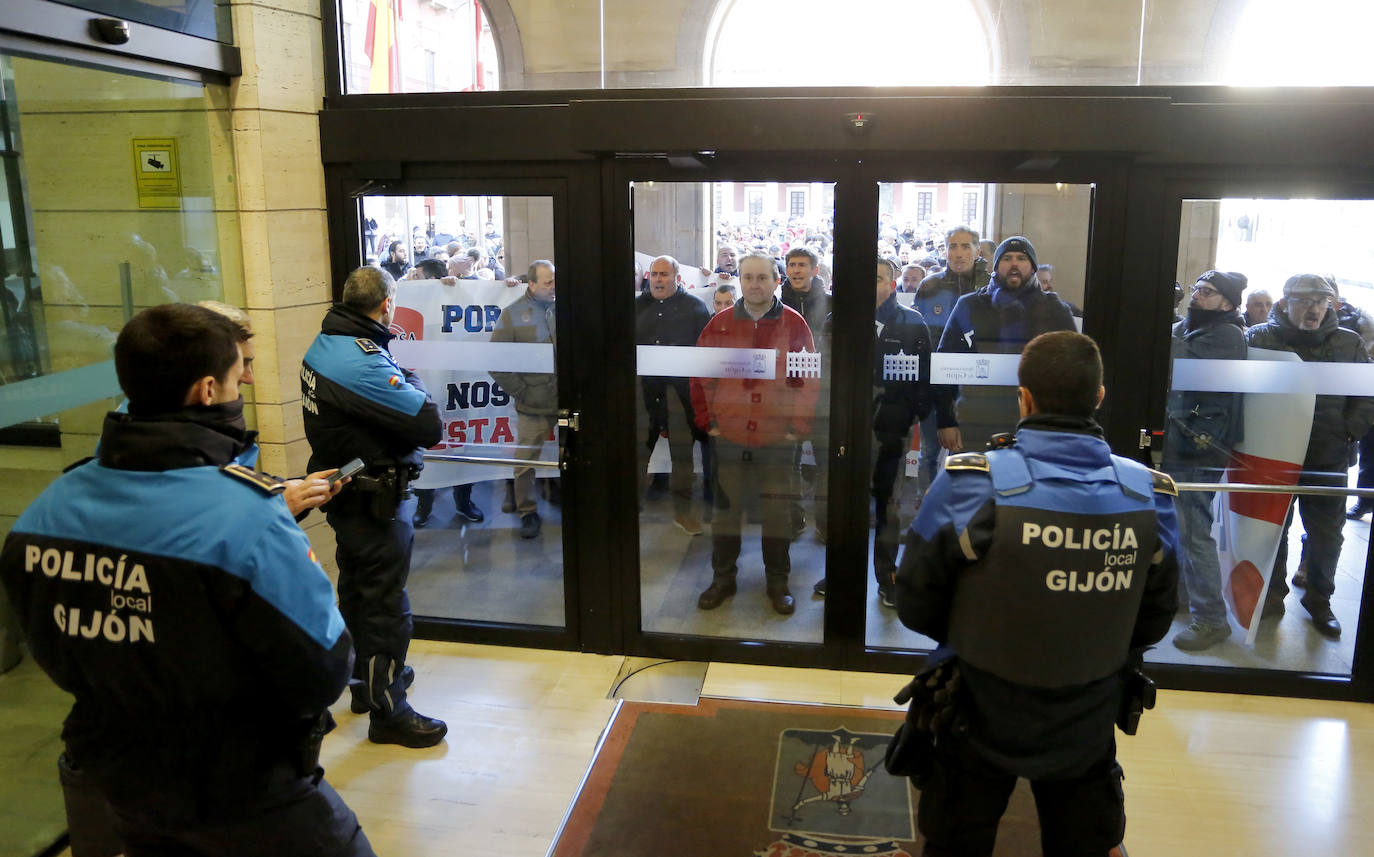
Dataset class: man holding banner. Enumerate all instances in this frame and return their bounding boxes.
[1164,271,1248,652]
[1245,274,1374,639]
[490,260,558,540]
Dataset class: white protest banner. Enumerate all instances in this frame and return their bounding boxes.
[389,279,559,488]
[1213,348,1314,644]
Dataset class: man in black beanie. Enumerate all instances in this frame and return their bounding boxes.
[934,236,1076,453]
[1164,270,1248,652]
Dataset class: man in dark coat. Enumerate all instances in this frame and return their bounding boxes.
[1164,271,1248,651]
[1246,274,1374,639]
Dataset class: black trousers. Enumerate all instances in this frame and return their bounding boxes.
[112,768,375,857]
[916,737,1125,857]
[327,500,414,714]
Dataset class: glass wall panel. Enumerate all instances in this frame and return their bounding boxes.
[1150,198,1374,674]
[867,180,1094,651]
[363,192,566,627]
[53,0,230,42]
[334,1,1374,93]
[634,179,831,643]
[0,51,238,856]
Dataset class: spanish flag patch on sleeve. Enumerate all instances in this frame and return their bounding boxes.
[388,374,402,387]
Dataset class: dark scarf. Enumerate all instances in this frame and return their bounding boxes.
[1015,412,1104,439]
[98,399,255,471]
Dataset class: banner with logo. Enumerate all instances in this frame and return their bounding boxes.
[388,278,558,488]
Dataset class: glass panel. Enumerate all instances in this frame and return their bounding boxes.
[1152,198,1374,674]
[0,55,235,438]
[366,193,565,627]
[54,0,230,42]
[634,180,832,643]
[0,51,237,852]
[869,180,1094,651]
[332,0,1374,92]
[339,0,500,94]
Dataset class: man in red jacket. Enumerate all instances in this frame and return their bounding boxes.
[691,252,819,615]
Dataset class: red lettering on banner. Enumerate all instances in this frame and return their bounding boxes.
[1227,451,1301,525]
[446,421,466,446]
[468,417,489,443]
[491,417,513,444]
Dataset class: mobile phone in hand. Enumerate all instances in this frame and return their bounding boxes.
[328,458,365,485]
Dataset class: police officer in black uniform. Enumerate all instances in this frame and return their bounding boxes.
[302,266,447,748]
[1,304,374,856]
[895,331,1180,857]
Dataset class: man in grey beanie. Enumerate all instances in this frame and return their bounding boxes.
[1246,274,1374,639]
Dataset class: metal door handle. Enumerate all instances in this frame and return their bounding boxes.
[557,409,580,432]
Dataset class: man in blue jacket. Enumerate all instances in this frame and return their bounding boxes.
[302,266,447,747]
[896,331,1179,857]
[1,304,374,856]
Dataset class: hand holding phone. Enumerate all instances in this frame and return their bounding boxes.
[328,458,365,486]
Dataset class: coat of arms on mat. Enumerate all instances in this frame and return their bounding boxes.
[760,726,914,856]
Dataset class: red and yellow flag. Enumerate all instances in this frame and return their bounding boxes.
[363,0,403,93]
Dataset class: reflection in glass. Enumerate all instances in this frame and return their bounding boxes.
[635,181,832,643]
[869,181,1094,651]
[340,0,499,94]
[1157,198,1374,673]
[368,193,565,627]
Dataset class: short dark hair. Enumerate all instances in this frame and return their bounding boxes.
[342,266,395,313]
[116,304,241,416]
[877,256,899,279]
[785,246,819,267]
[714,283,737,297]
[415,258,448,279]
[387,241,403,255]
[1018,331,1102,418]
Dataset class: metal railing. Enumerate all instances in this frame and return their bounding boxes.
[1175,482,1374,499]
[423,452,559,470]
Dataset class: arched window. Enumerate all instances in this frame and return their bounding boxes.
[1225,0,1374,85]
[341,0,501,94]
[704,0,993,86]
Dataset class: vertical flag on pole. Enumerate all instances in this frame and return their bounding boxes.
[364,0,403,93]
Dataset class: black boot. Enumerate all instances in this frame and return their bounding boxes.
[368,704,448,748]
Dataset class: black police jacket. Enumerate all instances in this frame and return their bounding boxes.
[896,416,1180,779]
[301,303,443,476]
[0,409,352,825]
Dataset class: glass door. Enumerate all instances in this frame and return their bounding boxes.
[1148,193,1374,678]
[861,177,1098,655]
[349,185,579,640]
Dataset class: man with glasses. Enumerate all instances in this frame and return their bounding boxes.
[1246,274,1374,639]
[1164,272,1248,651]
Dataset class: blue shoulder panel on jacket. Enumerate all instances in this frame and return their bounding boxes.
[304,334,426,416]
[911,467,993,541]
[13,463,346,651]
[986,448,1032,496]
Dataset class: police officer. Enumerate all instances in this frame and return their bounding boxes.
[301,266,447,748]
[895,331,1180,857]
[1,304,374,856]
